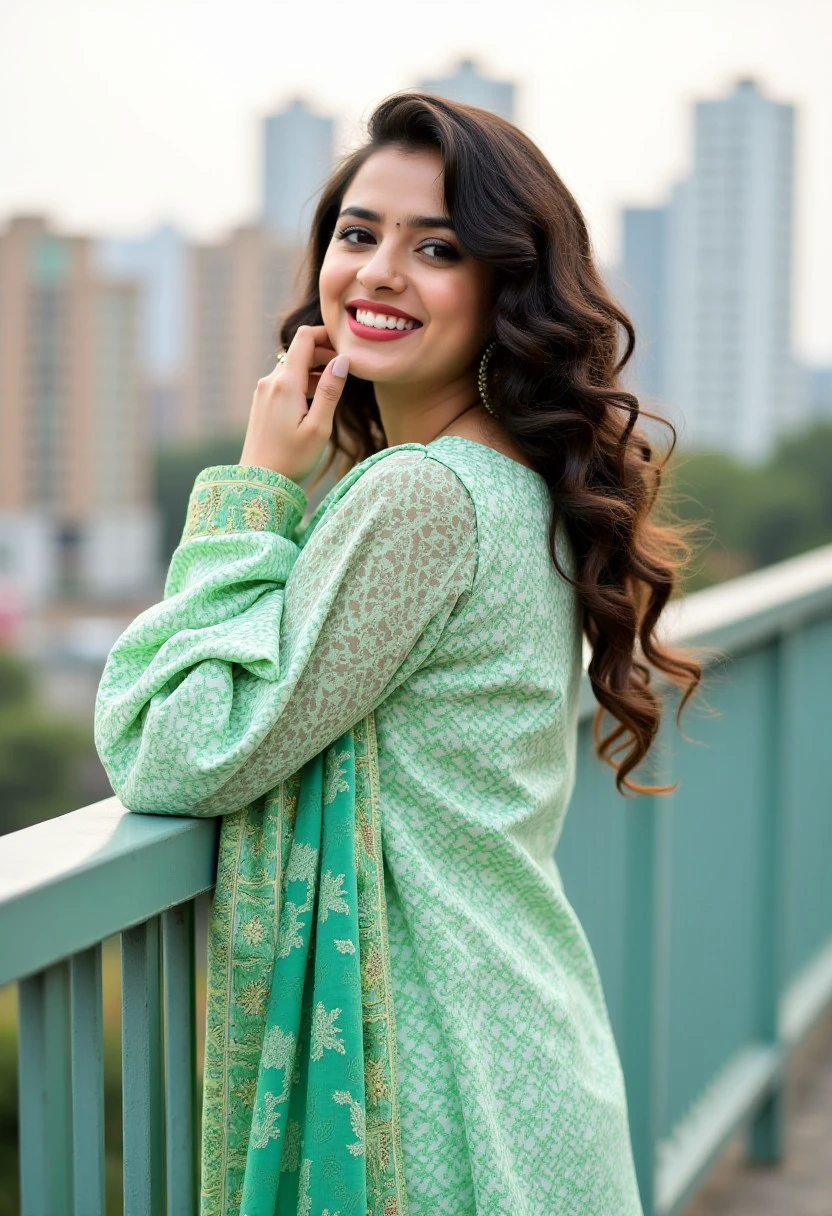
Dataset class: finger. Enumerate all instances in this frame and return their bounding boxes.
[283,325,332,372]
[305,354,350,429]
[310,344,337,367]
[280,347,334,381]
[303,353,335,387]
[280,328,336,395]
[304,368,325,399]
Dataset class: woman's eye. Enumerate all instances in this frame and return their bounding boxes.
[420,241,459,261]
[334,226,459,261]
[335,225,374,246]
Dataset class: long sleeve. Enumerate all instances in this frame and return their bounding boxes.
[93,449,478,817]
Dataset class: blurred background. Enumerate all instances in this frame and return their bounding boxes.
[0,2,830,1212]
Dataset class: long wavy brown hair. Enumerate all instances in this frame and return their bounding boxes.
[277,90,714,798]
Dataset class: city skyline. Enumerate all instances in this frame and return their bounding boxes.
[0,0,829,361]
[619,79,806,462]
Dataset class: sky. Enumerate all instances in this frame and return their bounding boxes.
[0,0,829,362]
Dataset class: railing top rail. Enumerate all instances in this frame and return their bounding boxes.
[659,541,832,647]
[0,798,217,987]
[579,541,832,690]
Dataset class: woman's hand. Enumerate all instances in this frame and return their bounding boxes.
[239,324,350,483]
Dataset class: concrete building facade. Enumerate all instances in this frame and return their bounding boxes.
[182,224,305,444]
[0,216,160,606]
[95,223,188,444]
[262,98,335,243]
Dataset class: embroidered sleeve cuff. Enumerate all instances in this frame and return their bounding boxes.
[181,464,308,542]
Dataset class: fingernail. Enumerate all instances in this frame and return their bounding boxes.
[333,354,350,378]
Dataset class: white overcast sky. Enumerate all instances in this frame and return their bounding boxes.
[0,0,829,361]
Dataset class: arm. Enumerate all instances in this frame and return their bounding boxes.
[93,450,477,817]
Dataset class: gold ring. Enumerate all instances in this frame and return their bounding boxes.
[275,350,287,364]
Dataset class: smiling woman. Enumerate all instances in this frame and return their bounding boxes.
[94,89,709,1216]
[317,144,495,439]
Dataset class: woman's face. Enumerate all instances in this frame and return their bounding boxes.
[319,145,494,391]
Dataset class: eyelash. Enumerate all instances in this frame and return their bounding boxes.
[334,225,460,262]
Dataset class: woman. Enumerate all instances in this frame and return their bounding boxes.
[95,91,705,1215]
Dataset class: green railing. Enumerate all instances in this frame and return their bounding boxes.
[0,806,216,1214]
[1,542,831,1215]
[558,541,832,1214]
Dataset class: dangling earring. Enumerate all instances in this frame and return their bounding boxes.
[478,342,498,416]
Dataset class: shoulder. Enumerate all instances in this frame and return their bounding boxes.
[303,447,479,593]
[359,447,475,520]
[323,446,477,539]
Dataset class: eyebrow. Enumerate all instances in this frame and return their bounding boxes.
[337,206,456,232]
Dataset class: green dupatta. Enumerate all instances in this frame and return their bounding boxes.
[200,710,407,1216]
[192,449,429,1216]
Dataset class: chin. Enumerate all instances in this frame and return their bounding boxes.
[349,362,406,384]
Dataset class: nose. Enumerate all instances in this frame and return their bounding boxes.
[355,240,406,293]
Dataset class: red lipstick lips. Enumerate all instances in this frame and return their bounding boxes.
[346,300,423,342]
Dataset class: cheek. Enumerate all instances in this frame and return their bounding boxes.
[317,257,337,309]
[428,276,489,345]
[318,250,350,309]
[432,271,484,317]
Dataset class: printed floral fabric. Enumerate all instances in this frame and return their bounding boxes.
[223,713,405,1216]
[94,436,645,1215]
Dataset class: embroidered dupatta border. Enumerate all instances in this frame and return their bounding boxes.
[359,709,408,1213]
[198,711,408,1216]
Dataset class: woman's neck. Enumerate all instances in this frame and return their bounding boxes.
[375,376,483,448]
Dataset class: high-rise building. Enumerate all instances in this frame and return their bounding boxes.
[95,222,188,443]
[663,78,807,461]
[0,216,160,605]
[262,98,335,243]
[182,224,305,443]
[618,207,670,409]
[605,243,681,456]
[418,57,516,121]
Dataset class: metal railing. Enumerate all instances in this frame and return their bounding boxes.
[559,541,832,1214]
[0,800,216,1214]
[2,541,832,1215]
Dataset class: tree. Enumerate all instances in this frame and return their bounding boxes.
[735,468,826,567]
[665,428,832,590]
[772,421,832,532]
[0,649,94,836]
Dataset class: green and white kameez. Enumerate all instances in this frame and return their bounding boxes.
[94,434,644,1215]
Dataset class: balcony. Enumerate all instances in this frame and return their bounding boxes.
[2,542,832,1216]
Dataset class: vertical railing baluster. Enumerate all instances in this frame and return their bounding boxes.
[18,973,48,1216]
[122,918,166,1214]
[163,901,199,1214]
[70,943,106,1215]
[620,712,673,1216]
[748,631,791,1161]
[18,961,74,1215]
